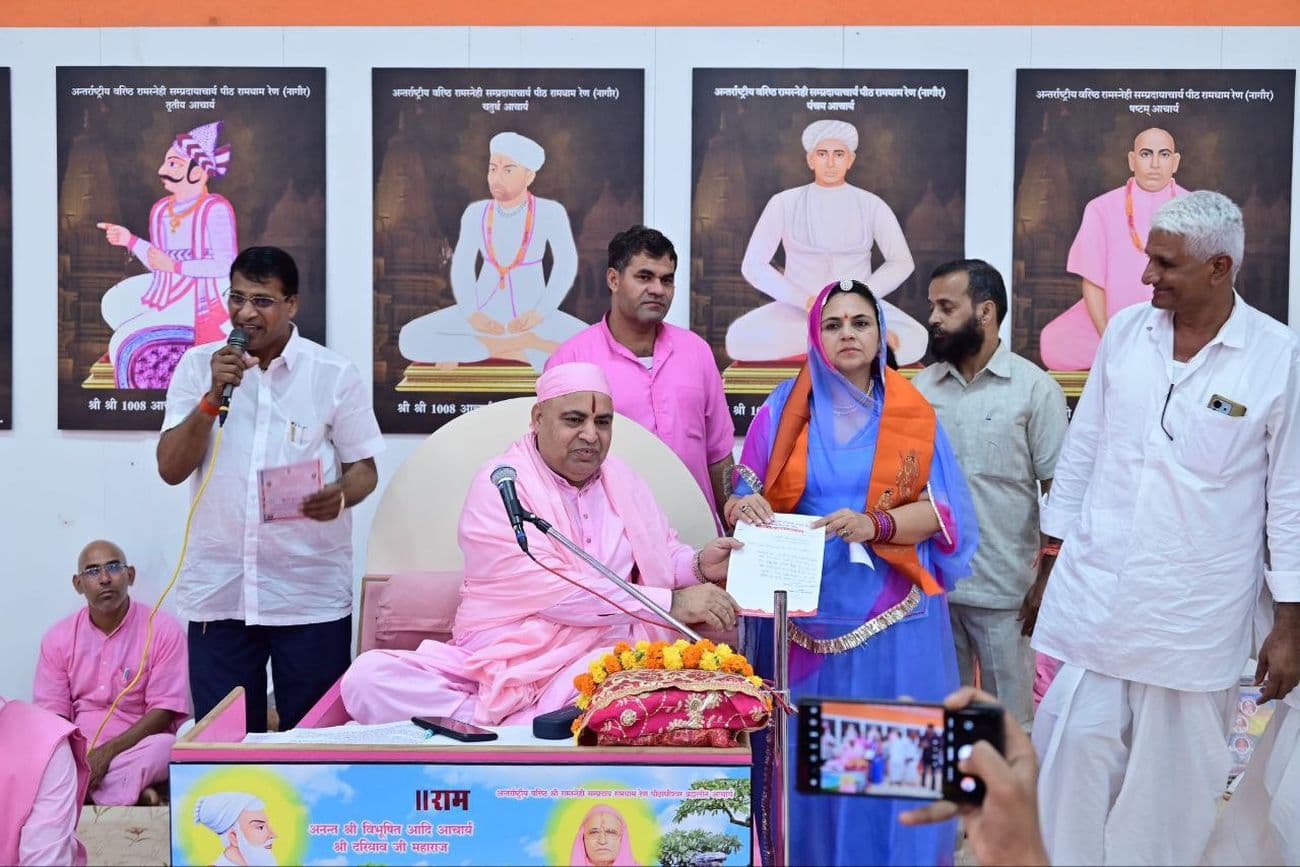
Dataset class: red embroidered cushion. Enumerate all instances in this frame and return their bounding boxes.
[577,669,770,747]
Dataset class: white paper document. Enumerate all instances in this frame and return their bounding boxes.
[726,512,825,617]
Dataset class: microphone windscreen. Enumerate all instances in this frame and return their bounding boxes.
[490,466,518,486]
[227,327,249,351]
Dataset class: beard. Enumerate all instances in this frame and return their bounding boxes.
[928,314,984,365]
[235,828,277,867]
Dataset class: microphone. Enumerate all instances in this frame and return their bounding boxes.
[490,466,530,553]
[218,327,248,427]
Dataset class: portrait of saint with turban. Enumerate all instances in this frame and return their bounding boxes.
[726,118,924,367]
[95,120,238,389]
[398,130,582,372]
[193,791,278,866]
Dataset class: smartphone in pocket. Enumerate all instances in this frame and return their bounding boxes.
[412,715,499,742]
[796,697,1003,804]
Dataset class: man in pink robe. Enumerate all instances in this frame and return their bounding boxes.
[0,696,90,866]
[33,539,189,806]
[1039,127,1187,370]
[342,362,743,727]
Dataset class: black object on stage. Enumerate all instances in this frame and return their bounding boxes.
[532,705,583,740]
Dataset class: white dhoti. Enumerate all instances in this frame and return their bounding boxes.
[1202,700,1300,866]
[1033,664,1235,865]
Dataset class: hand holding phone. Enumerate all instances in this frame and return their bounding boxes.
[412,716,499,742]
[899,687,1049,867]
[796,695,1002,805]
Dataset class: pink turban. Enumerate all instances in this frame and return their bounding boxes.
[569,804,639,866]
[535,362,611,402]
[173,120,232,178]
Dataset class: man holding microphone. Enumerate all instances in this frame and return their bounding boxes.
[157,245,384,733]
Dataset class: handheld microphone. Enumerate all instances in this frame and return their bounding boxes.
[218,327,248,428]
[490,466,530,553]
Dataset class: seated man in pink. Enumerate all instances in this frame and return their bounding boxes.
[343,362,743,726]
[0,695,90,866]
[33,539,189,806]
[1039,127,1187,370]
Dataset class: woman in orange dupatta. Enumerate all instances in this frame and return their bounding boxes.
[725,279,978,866]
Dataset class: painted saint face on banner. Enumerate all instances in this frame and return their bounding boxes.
[582,810,624,866]
[157,146,209,198]
[806,138,857,187]
[229,808,277,866]
[487,153,536,206]
[1128,128,1180,193]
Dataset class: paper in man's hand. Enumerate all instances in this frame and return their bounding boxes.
[726,512,825,616]
[258,458,323,522]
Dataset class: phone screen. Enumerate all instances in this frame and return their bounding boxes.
[799,699,947,800]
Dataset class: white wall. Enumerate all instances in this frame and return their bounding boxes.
[1,25,1297,701]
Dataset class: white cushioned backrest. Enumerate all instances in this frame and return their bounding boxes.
[367,398,717,574]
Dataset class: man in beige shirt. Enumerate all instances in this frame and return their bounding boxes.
[913,259,1067,728]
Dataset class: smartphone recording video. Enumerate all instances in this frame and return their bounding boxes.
[797,697,1002,805]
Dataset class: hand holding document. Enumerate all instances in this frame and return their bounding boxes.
[258,458,323,522]
[726,512,825,617]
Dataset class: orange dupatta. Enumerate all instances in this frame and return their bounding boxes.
[764,365,943,596]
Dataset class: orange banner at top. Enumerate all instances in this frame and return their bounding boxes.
[4,0,1299,27]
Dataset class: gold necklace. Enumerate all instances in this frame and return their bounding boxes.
[167,191,209,232]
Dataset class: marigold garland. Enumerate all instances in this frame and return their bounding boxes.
[571,638,766,718]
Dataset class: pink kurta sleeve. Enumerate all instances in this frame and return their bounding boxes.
[143,614,190,722]
[1066,198,1109,289]
[32,628,73,721]
[18,741,87,867]
[702,352,736,465]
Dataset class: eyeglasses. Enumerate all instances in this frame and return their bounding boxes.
[226,291,285,310]
[80,560,127,578]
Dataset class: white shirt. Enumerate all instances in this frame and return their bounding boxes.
[163,328,385,625]
[1034,295,1300,692]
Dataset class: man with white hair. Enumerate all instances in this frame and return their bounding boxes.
[399,130,581,371]
[194,792,277,866]
[97,120,237,388]
[727,118,923,364]
[1025,190,1300,864]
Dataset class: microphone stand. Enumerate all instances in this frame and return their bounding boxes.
[522,511,702,643]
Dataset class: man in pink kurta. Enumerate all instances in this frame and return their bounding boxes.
[342,363,743,727]
[546,227,734,528]
[33,540,189,806]
[0,696,90,866]
[1039,127,1188,370]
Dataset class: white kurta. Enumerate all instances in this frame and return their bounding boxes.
[729,182,922,363]
[1032,295,1300,866]
[399,195,582,371]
